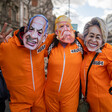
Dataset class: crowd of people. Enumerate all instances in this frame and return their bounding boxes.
[0,13,112,112]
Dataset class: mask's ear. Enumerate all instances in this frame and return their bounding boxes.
[24,26,28,33]
[42,33,48,43]
[55,30,58,35]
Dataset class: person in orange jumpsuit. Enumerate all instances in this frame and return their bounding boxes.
[0,14,48,112]
[80,17,112,112]
[45,15,84,112]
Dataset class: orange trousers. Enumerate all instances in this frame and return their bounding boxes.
[45,91,79,112]
[9,95,46,112]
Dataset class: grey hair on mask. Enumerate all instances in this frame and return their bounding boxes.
[83,17,108,43]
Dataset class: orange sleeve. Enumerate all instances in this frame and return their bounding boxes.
[76,37,85,49]
[104,43,112,86]
[0,44,3,66]
[44,33,55,57]
[107,59,112,87]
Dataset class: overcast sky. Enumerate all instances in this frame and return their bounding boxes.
[51,0,112,33]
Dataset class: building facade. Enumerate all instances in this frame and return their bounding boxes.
[0,0,20,31]
[0,0,55,34]
[106,14,112,44]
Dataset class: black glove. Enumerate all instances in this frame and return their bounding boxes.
[109,87,112,95]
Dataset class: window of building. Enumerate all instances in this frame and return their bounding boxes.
[24,7,26,18]
[11,9,16,21]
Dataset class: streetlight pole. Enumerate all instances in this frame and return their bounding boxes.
[68,0,70,17]
[20,0,23,27]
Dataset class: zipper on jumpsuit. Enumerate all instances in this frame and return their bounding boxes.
[58,50,66,92]
[30,50,35,91]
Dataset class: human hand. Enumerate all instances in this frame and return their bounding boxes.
[0,23,13,44]
[78,33,84,40]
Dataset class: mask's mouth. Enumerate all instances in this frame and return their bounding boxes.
[88,42,98,48]
[61,30,74,39]
[26,35,38,46]
[63,30,71,35]
[85,40,104,52]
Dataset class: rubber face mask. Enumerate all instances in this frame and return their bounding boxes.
[84,25,103,52]
[55,21,75,43]
[23,17,46,50]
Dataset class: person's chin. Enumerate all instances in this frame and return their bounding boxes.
[24,45,37,50]
[87,47,98,52]
[86,43,98,52]
[65,39,74,43]
[60,37,74,44]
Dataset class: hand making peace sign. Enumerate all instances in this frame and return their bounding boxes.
[0,23,13,44]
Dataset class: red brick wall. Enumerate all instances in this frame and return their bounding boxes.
[32,0,38,7]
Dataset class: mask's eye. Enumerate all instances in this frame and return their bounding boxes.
[37,29,43,35]
[89,33,94,38]
[38,30,43,34]
[96,36,101,40]
[59,25,64,28]
[90,35,94,38]
[29,26,34,30]
[66,25,69,27]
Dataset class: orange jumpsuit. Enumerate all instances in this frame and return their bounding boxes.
[45,36,83,112]
[80,43,112,112]
[0,30,47,112]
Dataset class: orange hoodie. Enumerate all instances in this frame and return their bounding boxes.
[45,35,84,112]
[0,30,47,111]
[80,43,112,112]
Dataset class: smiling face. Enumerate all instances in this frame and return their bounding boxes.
[23,16,46,50]
[85,25,103,52]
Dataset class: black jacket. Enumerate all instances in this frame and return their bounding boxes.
[0,70,10,102]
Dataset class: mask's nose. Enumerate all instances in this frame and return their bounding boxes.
[92,37,96,42]
[31,30,38,39]
[63,25,69,30]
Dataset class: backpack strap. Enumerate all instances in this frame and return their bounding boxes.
[85,52,99,99]
[85,46,104,99]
